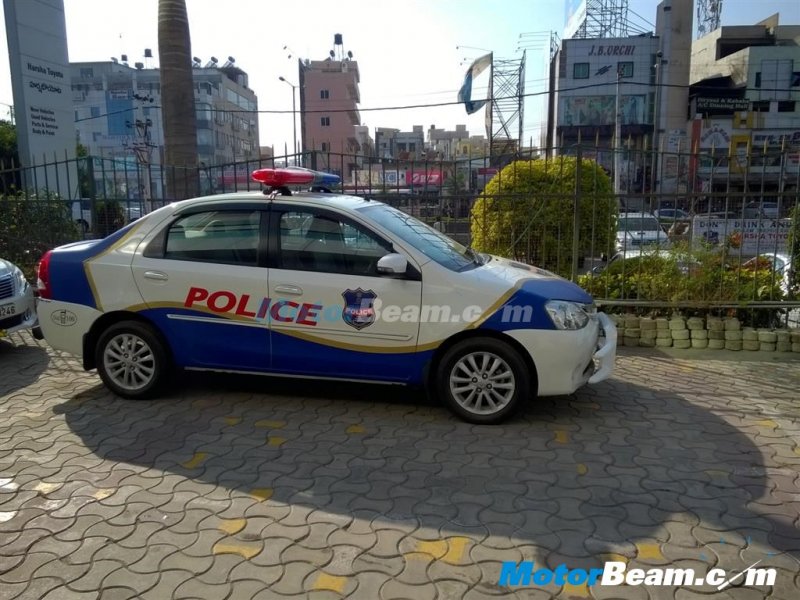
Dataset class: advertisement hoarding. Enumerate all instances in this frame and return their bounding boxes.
[691,217,790,255]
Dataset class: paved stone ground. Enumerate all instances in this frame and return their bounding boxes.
[1,332,799,600]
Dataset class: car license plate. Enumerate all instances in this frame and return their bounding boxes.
[0,303,15,317]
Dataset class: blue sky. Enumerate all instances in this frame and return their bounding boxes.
[1,0,798,152]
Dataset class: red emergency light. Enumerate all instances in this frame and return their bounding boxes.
[251,167,340,187]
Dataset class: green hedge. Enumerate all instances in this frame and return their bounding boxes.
[470,157,616,278]
[0,192,79,279]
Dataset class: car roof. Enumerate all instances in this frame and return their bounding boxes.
[169,190,379,213]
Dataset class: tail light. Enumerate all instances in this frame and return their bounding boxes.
[36,250,53,299]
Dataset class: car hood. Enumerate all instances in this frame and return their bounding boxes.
[464,254,593,304]
[0,258,19,277]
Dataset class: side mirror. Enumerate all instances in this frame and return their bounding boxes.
[377,253,408,275]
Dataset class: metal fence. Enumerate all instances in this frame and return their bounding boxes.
[1,147,798,323]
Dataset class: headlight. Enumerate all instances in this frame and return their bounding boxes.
[12,267,29,294]
[545,300,590,330]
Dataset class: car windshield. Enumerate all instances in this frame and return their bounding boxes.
[618,218,661,232]
[358,203,476,271]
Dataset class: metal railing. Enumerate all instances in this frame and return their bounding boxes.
[1,146,798,324]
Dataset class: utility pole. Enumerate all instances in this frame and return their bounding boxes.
[614,67,622,196]
[651,51,664,196]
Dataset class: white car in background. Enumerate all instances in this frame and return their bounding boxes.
[0,258,38,339]
[615,212,670,254]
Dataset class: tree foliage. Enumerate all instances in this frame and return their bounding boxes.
[0,191,78,278]
[470,157,616,278]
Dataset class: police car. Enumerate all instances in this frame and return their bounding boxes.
[36,168,616,424]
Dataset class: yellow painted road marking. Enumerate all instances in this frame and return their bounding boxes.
[756,419,778,429]
[223,416,241,426]
[414,539,447,560]
[255,419,286,429]
[705,469,728,478]
[554,430,569,444]
[212,541,261,559]
[346,424,365,434]
[603,553,629,564]
[33,482,62,495]
[576,464,588,475]
[267,436,286,447]
[218,518,246,535]
[562,582,590,598]
[248,488,273,502]
[181,452,208,469]
[92,488,114,500]
[407,537,470,564]
[636,543,664,560]
[312,573,347,594]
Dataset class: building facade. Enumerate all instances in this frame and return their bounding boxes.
[549,34,660,190]
[688,15,800,199]
[72,60,259,169]
[299,57,361,175]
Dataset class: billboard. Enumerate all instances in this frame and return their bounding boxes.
[561,95,647,126]
[564,0,587,39]
[691,217,790,255]
[4,0,77,197]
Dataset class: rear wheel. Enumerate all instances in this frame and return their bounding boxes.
[95,321,169,399]
[436,337,531,424]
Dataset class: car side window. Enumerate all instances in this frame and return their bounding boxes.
[277,210,392,276]
[162,210,261,266]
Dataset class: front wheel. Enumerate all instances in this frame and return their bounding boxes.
[95,321,169,399]
[436,337,531,424]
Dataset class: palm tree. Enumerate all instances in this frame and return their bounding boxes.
[158,0,198,199]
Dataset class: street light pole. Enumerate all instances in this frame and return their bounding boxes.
[614,67,622,196]
[279,76,298,164]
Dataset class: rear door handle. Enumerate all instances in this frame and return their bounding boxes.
[274,284,303,295]
[144,271,169,281]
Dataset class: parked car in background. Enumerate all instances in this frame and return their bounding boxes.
[0,257,39,339]
[614,212,670,254]
[69,199,93,235]
[744,202,780,219]
[742,253,795,296]
[653,208,689,222]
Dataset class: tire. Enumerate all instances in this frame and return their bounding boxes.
[95,320,169,399]
[436,337,531,424]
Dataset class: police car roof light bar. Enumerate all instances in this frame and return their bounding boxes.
[251,167,341,188]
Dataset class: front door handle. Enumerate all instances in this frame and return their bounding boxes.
[274,284,303,296]
[144,270,169,281]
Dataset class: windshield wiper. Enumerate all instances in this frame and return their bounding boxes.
[464,245,484,266]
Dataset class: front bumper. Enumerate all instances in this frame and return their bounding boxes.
[506,311,617,396]
[0,286,37,337]
[588,312,617,384]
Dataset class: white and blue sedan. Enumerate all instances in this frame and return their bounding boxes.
[36,168,616,423]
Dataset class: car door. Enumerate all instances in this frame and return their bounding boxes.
[131,206,270,371]
[267,203,423,383]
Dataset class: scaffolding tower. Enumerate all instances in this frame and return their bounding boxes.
[697,0,723,38]
[489,51,525,159]
[571,0,630,38]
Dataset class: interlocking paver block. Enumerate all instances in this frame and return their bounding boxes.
[3,334,800,598]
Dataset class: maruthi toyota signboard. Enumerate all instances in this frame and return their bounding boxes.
[692,216,790,255]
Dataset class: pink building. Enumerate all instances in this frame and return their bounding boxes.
[299,56,361,175]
